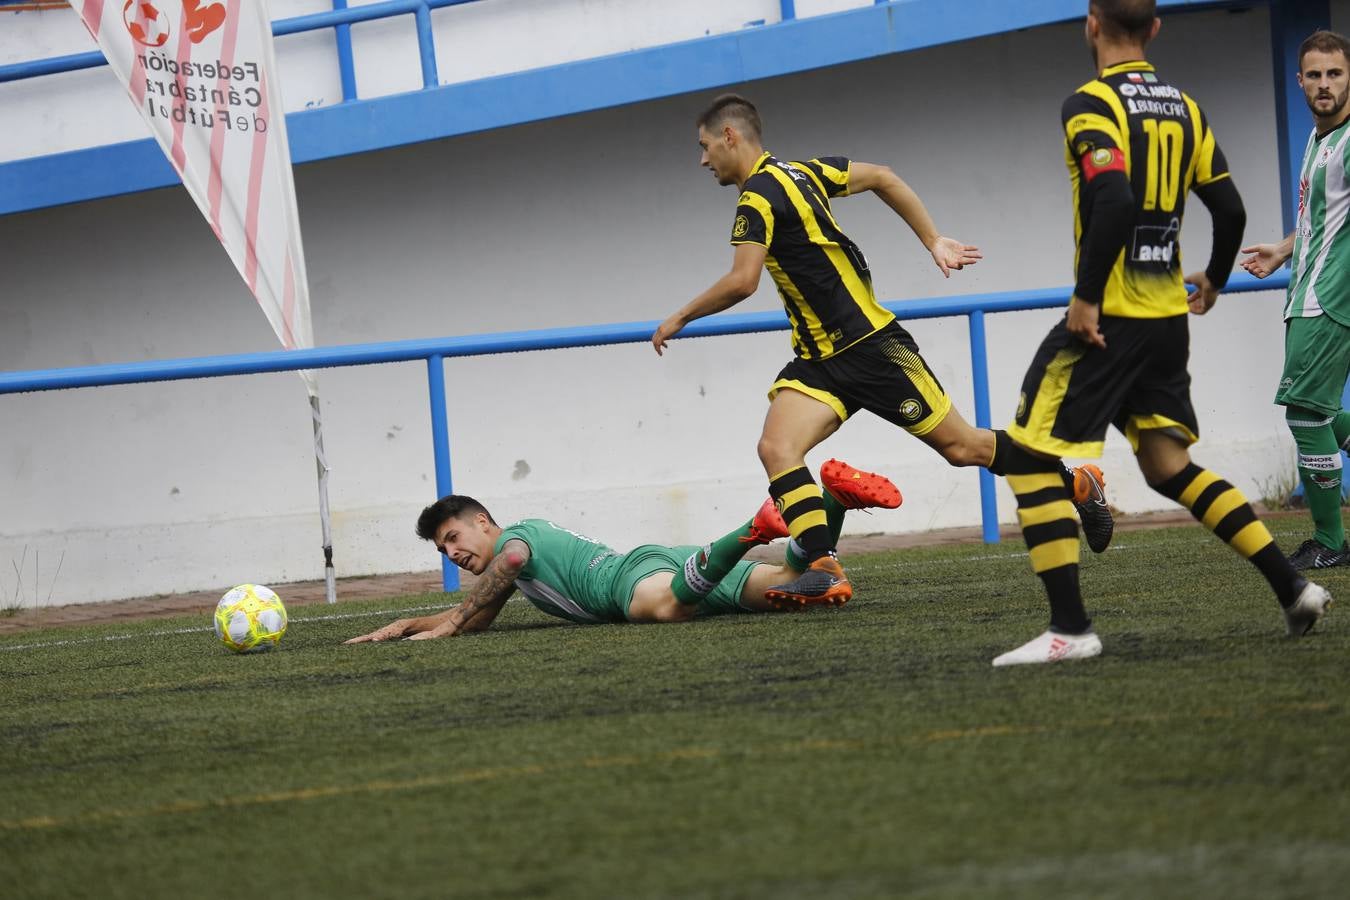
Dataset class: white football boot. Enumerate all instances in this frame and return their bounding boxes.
[1283,581,1333,637]
[992,629,1103,667]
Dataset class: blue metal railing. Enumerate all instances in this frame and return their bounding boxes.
[1,0,900,90]
[0,0,899,88]
[0,272,1290,592]
[0,0,487,90]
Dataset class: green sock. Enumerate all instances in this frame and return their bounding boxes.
[671,518,760,605]
[784,492,846,572]
[1333,411,1350,450]
[1288,406,1346,550]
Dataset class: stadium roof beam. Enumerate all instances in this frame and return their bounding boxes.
[0,0,1265,214]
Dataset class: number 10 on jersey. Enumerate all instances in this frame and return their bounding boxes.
[1141,119,1184,212]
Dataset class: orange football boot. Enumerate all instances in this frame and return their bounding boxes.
[741,497,790,544]
[819,459,902,510]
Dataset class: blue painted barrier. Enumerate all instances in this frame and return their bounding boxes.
[0,0,1251,214]
[0,272,1292,591]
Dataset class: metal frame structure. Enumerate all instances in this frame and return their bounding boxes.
[0,273,1290,591]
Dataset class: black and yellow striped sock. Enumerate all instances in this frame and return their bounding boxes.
[784,491,846,572]
[991,429,1079,491]
[769,466,832,564]
[1005,445,1088,633]
[1150,463,1303,607]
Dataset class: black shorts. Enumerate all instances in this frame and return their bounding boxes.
[767,320,953,435]
[1007,313,1199,457]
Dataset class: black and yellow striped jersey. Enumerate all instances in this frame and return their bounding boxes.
[1063,61,1231,318]
[731,152,895,359]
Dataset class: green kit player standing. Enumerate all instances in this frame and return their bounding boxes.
[1242,29,1350,570]
[345,460,900,642]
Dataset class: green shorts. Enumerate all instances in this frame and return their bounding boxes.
[1277,315,1350,415]
[613,545,759,619]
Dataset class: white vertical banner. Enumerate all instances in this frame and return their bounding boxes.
[73,0,315,383]
[74,0,337,600]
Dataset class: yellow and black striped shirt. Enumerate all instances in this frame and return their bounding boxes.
[731,152,894,359]
[1063,61,1231,318]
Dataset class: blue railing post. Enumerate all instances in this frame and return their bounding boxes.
[426,354,458,591]
[967,310,999,543]
[332,0,359,102]
[414,2,440,89]
[780,1,796,22]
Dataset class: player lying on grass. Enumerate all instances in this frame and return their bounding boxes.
[345,460,900,642]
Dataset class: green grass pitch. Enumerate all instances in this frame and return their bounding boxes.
[2,522,1348,899]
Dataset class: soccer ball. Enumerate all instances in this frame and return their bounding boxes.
[214,584,288,654]
[123,0,171,49]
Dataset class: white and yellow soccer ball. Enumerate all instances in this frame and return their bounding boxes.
[214,584,288,653]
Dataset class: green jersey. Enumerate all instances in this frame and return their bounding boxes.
[1287,119,1350,326]
[494,519,627,624]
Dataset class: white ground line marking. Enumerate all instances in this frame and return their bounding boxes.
[0,604,449,653]
[2,528,1312,652]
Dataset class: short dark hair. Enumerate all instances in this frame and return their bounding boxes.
[696,93,763,141]
[416,495,496,541]
[1299,30,1350,68]
[1090,0,1156,43]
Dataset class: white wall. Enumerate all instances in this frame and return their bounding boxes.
[0,4,1333,605]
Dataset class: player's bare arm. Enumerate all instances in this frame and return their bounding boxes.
[344,539,528,643]
[343,612,444,644]
[847,162,982,277]
[652,242,767,354]
[406,539,529,640]
[1240,232,1296,278]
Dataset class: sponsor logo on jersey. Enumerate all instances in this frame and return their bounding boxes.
[775,161,809,183]
[1130,218,1180,264]
[1126,98,1188,118]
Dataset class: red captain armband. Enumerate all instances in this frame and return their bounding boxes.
[1080,147,1126,181]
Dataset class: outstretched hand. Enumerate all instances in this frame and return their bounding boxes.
[344,618,422,644]
[1239,243,1284,279]
[407,621,459,640]
[930,236,982,278]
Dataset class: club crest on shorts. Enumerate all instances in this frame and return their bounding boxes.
[732,215,750,238]
[899,399,923,421]
[1016,392,1028,420]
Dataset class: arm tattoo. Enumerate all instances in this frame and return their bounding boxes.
[446,540,527,630]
